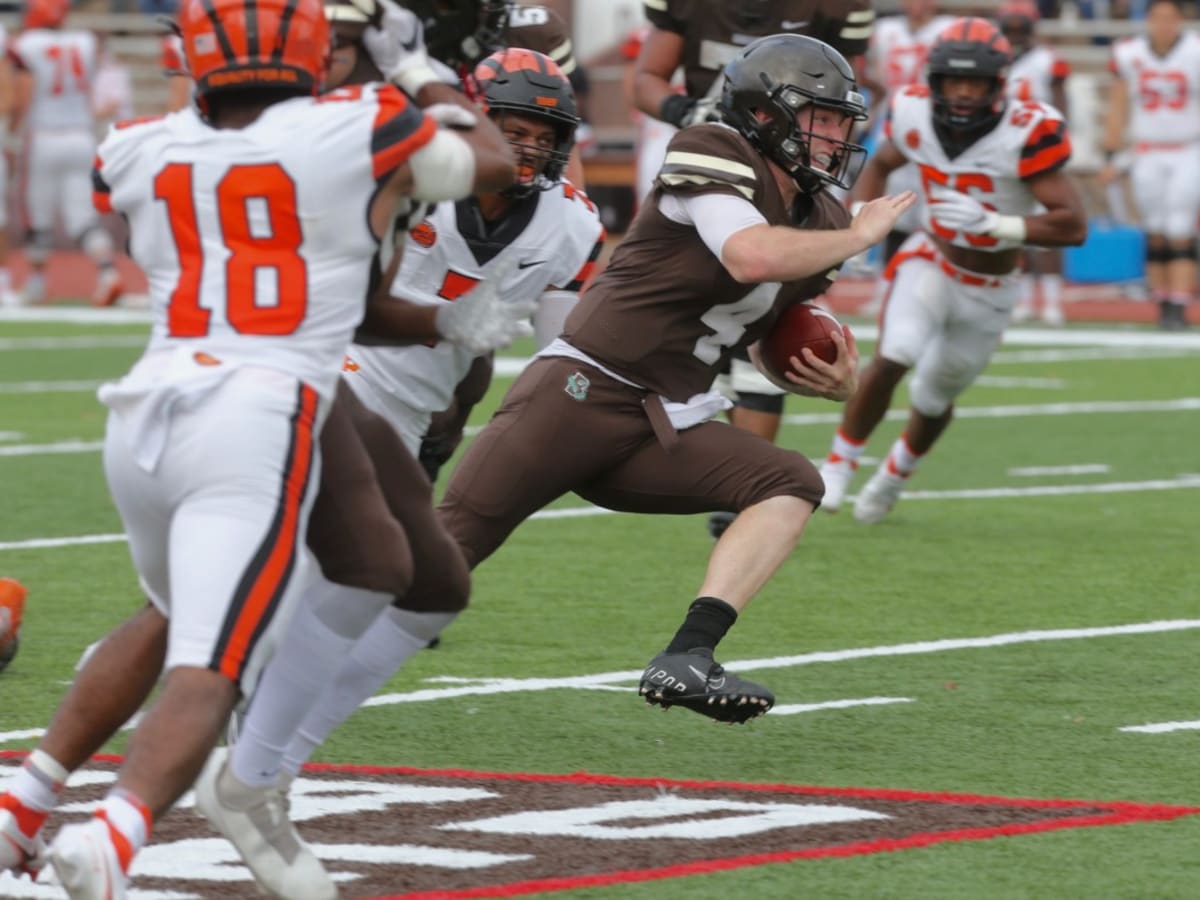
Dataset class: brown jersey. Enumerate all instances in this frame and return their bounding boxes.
[562,124,849,402]
[505,4,576,76]
[645,0,874,99]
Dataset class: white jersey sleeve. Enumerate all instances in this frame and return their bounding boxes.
[95,83,438,404]
[1109,33,1200,146]
[885,85,1071,252]
[12,29,97,130]
[345,180,606,416]
[1007,46,1070,105]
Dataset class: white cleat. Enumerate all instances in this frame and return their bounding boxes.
[48,818,127,900]
[853,467,907,524]
[1010,301,1033,324]
[0,806,48,879]
[194,748,336,900]
[818,457,857,513]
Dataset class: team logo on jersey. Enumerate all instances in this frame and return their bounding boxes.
[906,129,921,150]
[564,372,590,401]
[411,220,437,248]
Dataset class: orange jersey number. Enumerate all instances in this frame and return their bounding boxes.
[155,162,308,338]
[44,44,87,95]
[1138,69,1188,111]
[919,166,999,249]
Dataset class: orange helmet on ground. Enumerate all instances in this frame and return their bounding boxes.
[24,0,70,29]
[177,0,330,101]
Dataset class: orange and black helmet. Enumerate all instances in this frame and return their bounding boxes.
[177,0,331,102]
[927,18,1012,135]
[24,0,70,29]
[997,1,1039,56]
[474,48,578,195]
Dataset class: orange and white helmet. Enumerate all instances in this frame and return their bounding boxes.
[24,0,70,29]
[177,0,330,102]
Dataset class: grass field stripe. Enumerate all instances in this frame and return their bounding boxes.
[770,697,914,715]
[1008,464,1111,476]
[354,618,1200,708]
[990,347,1198,363]
[1119,720,1200,734]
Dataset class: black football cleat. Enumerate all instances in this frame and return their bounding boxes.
[707,511,737,539]
[639,648,774,724]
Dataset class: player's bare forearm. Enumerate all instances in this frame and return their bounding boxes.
[356,295,440,346]
[1025,171,1088,246]
[1102,77,1128,153]
[632,28,686,120]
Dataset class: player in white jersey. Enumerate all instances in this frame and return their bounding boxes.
[347,48,605,454]
[9,0,124,307]
[819,17,1087,523]
[0,0,516,895]
[252,47,605,784]
[862,0,955,263]
[999,0,1071,326]
[1101,0,1200,331]
[0,22,17,307]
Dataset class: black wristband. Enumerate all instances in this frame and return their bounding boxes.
[659,93,697,127]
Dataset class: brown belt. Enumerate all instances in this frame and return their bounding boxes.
[642,394,680,453]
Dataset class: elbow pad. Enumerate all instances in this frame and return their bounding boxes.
[408,129,477,203]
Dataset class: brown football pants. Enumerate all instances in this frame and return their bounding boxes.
[404,356,824,607]
[306,381,471,613]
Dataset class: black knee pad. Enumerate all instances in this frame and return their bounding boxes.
[734,391,785,414]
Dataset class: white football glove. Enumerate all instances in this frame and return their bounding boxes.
[928,187,1026,247]
[362,0,442,96]
[434,262,537,354]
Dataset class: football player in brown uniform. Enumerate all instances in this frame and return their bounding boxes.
[402,34,914,724]
[631,0,876,537]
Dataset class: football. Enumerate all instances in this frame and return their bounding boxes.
[0,578,26,673]
[758,303,845,381]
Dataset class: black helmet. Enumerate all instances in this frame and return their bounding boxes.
[927,18,1012,136]
[401,0,508,69]
[474,48,579,196]
[718,34,868,194]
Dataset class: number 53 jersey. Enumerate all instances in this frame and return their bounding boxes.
[93,84,436,404]
[884,85,1072,252]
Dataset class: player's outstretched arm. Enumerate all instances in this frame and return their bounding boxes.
[632,26,689,124]
[721,191,916,284]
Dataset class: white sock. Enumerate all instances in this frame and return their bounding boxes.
[9,749,68,811]
[1018,273,1036,308]
[281,608,457,776]
[885,434,922,477]
[829,428,866,465]
[1041,274,1063,313]
[231,587,358,787]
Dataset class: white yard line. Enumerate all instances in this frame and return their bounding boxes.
[3,620,1197,745]
[770,697,915,716]
[783,396,1200,426]
[1119,720,1200,734]
[0,440,104,457]
[4,474,1199,554]
[0,379,105,394]
[972,376,1065,389]
[1008,464,1111,477]
[0,335,146,351]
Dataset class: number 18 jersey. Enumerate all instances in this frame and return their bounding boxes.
[93,84,436,402]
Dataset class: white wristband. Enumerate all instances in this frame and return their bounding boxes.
[389,56,442,97]
[988,214,1027,244]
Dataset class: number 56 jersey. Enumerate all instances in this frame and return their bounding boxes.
[93,84,436,404]
[884,85,1072,251]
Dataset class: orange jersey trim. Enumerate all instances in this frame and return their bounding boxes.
[371,85,439,182]
[212,382,319,684]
